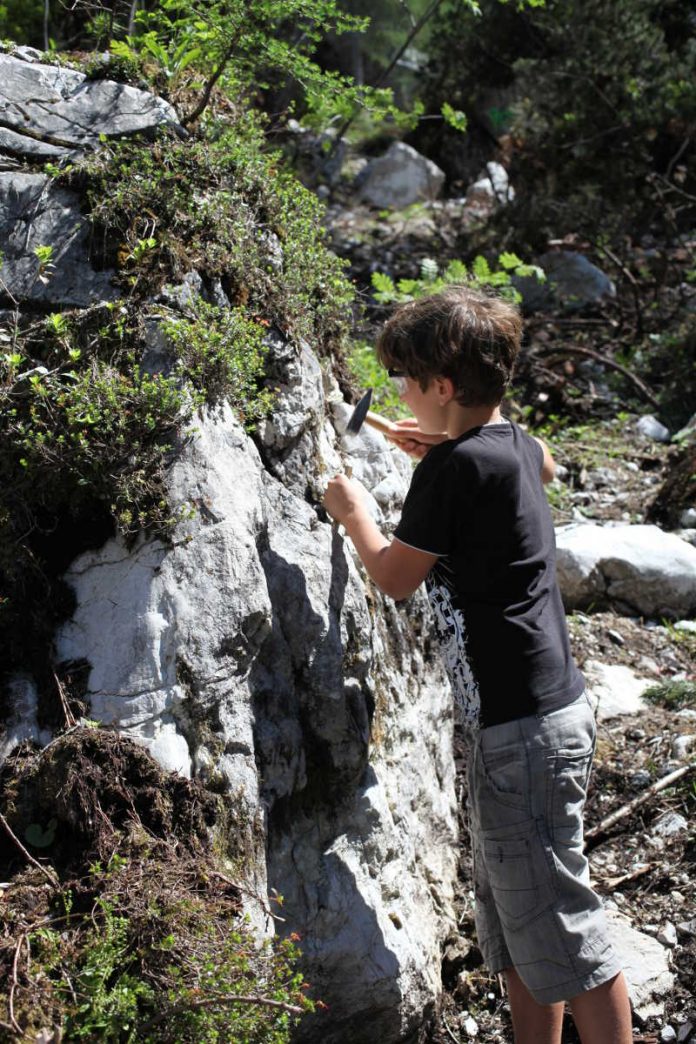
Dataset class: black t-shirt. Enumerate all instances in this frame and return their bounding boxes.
[394,421,584,730]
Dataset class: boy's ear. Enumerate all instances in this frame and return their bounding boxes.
[435,376,455,404]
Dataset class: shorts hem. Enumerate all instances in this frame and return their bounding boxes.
[483,949,512,976]
[526,949,624,1005]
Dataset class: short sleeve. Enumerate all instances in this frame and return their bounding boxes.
[394,446,465,556]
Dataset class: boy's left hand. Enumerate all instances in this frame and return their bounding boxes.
[323,474,363,526]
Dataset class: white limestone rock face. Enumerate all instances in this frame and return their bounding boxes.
[55,349,458,1042]
[555,523,696,617]
[359,142,445,209]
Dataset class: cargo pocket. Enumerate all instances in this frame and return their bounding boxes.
[547,745,594,846]
[479,746,529,813]
[482,832,551,932]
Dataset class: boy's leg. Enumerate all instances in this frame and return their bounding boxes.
[505,966,564,1044]
[568,970,632,1044]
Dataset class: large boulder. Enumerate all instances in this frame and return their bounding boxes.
[358,142,445,209]
[555,523,696,617]
[53,386,458,1043]
[0,50,459,1044]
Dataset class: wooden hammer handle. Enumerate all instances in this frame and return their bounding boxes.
[363,411,398,436]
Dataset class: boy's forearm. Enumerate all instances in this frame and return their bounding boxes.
[341,505,392,590]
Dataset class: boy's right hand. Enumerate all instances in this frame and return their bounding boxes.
[386,419,448,460]
[323,473,363,527]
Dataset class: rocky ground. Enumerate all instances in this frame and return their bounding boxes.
[428,422,696,1044]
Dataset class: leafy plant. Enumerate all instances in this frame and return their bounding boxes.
[643,679,696,709]
[370,252,544,304]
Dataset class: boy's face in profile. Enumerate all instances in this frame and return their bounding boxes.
[396,373,450,434]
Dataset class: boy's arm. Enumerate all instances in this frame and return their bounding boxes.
[323,475,437,600]
[533,436,556,484]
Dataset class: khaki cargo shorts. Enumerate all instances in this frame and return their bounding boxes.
[467,694,622,1005]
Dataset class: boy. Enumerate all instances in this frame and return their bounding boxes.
[323,287,632,1044]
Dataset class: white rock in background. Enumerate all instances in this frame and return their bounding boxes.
[679,507,696,528]
[606,910,674,1020]
[359,142,445,209]
[555,523,696,617]
[636,414,671,442]
[583,661,651,720]
[466,162,514,207]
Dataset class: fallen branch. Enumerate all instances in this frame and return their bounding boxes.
[533,343,660,407]
[140,992,305,1031]
[585,761,695,848]
[0,813,59,888]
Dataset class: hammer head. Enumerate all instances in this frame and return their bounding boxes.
[345,389,373,435]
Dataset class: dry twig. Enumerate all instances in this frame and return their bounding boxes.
[140,992,305,1031]
[9,933,27,1035]
[585,761,695,848]
[53,671,76,729]
[534,342,659,407]
[0,813,58,888]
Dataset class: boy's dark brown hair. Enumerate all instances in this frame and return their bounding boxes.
[376,286,522,406]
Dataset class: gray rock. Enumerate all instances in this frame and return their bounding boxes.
[53,391,458,1043]
[0,53,179,161]
[662,1027,677,1043]
[0,172,117,306]
[466,162,514,207]
[0,675,52,762]
[606,910,674,1019]
[584,660,651,721]
[636,414,671,443]
[671,734,696,760]
[359,142,445,209]
[514,251,615,312]
[657,922,678,948]
[680,507,696,528]
[652,812,689,838]
[555,523,696,617]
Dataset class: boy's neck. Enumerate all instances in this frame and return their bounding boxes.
[446,402,504,439]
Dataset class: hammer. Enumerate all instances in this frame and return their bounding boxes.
[345,389,399,438]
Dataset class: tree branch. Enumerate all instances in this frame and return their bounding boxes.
[140,992,306,1031]
[585,761,695,850]
[0,812,59,888]
[533,343,660,408]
